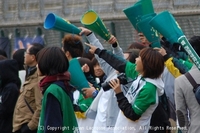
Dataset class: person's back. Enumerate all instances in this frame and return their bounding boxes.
[13,43,44,133]
[175,35,200,133]
[36,47,78,133]
[0,59,21,133]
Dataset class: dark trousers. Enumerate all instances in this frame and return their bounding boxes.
[13,123,37,133]
[14,130,37,133]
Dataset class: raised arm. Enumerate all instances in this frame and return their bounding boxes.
[85,43,139,79]
[79,27,124,76]
[156,47,191,78]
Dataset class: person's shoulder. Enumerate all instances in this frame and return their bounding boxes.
[46,84,63,92]
[48,83,61,88]
[141,81,157,95]
[174,71,193,90]
[174,74,188,89]
[189,66,200,75]
[3,83,19,92]
[175,74,185,81]
[176,66,199,82]
[144,81,157,89]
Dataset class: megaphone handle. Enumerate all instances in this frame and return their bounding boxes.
[178,36,200,70]
[112,42,118,48]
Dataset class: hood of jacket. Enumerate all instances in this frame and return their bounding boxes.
[0,59,21,89]
[145,77,164,96]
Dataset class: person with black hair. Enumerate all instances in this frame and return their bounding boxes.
[36,46,79,133]
[13,43,44,133]
[13,49,26,70]
[0,59,21,133]
[0,48,7,58]
[127,41,146,50]
[13,49,26,89]
[124,49,141,62]
[79,57,100,98]
[90,57,107,87]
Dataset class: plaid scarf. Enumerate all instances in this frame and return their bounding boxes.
[39,71,71,94]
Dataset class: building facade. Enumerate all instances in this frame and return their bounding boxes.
[0,0,199,56]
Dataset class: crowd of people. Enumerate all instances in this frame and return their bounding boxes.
[0,24,200,133]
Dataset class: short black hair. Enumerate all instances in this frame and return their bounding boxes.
[0,49,7,58]
[127,42,146,50]
[29,43,44,56]
[128,49,140,63]
[91,57,99,67]
[189,36,200,57]
[13,49,26,70]
[36,46,69,76]
[78,57,95,77]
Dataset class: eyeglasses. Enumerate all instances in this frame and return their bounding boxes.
[138,34,144,37]
[24,51,31,55]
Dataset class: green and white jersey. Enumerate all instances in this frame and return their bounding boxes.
[114,61,164,133]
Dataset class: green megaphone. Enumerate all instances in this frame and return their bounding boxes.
[123,0,154,32]
[137,13,161,48]
[150,10,200,70]
[68,58,90,93]
[80,10,111,41]
[178,36,200,70]
[123,1,143,32]
[140,0,154,15]
[44,13,81,34]
[149,10,184,45]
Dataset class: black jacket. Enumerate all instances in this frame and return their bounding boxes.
[149,92,171,133]
[0,59,21,133]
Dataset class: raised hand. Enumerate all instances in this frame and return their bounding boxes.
[108,35,117,45]
[81,63,90,73]
[154,47,167,56]
[85,42,98,54]
[82,87,96,98]
[79,27,92,36]
[109,78,122,94]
